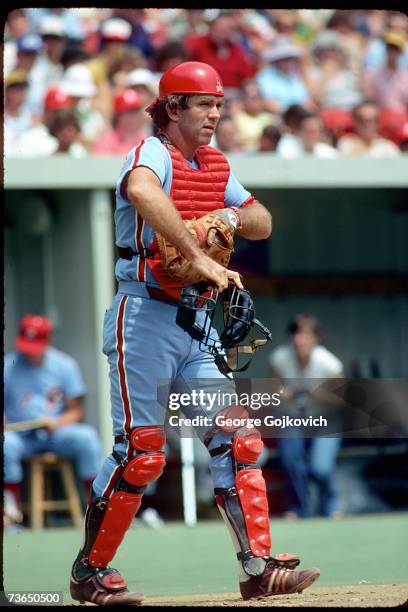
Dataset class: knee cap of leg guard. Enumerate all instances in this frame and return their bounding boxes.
[233,427,264,464]
[130,426,166,451]
[123,452,165,487]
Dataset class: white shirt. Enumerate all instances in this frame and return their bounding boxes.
[269,344,343,392]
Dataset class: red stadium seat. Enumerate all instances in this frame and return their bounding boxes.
[379,108,408,144]
[320,108,354,138]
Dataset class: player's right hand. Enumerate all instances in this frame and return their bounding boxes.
[190,254,243,292]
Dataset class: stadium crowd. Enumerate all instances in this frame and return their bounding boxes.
[4,8,408,158]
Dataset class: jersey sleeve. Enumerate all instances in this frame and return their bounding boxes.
[60,357,87,399]
[224,169,255,208]
[116,137,171,201]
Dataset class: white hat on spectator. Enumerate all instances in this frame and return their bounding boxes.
[60,63,96,98]
[101,18,132,41]
[38,16,66,38]
[126,68,159,91]
[311,30,343,53]
[263,36,302,63]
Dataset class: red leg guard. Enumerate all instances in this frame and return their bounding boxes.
[89,492,142,568]
[123,452,165,486]
[236,469,271,557]
[232,427,264,464]
[130,426,166,451]
[88,451,165,568]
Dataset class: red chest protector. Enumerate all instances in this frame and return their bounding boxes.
[146,144,230,298]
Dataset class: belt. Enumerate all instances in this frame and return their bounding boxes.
[146,286,179,304]
[117,246,153,260]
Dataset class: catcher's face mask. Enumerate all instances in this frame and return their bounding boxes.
[176,283,273,375]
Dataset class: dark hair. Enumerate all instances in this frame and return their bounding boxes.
[49,109,80,137]
[146,94,190,131]
[154,41,188,73]
[61,43,89,69]
[283,104,309,130]
[287,314,320,338]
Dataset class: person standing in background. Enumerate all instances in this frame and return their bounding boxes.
[269,314,344,519]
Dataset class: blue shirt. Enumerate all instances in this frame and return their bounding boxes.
[114,136,252,285]
[256,66,309,110]
[4,348,86,423]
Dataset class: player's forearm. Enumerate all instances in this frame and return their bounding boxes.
[129,182,206,261]
[236,201,272,240]
[54,400,83,429]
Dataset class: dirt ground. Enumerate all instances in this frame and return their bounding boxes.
[70,584,408,607]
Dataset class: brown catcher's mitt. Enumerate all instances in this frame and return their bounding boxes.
[156,210,236,285]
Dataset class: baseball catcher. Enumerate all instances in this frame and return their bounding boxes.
[69,61,320,605]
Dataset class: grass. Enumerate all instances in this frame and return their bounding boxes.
[3,512,408,601]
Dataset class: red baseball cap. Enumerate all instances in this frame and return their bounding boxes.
[44,86,73,110]
[114,89,143,114]
[15,315,53,356]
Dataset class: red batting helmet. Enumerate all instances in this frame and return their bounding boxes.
[146,61,224,112]
[114,89,143,114]
[159,61,224,97]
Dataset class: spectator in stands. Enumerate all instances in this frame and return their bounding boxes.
[25,8,85,42]
[11,33,43,77]
[4,315,102,527]
[4,9,31,77]
[48,109,88,156]
[26,15,67,115]
[153,40,189,75]
[11,86,75,158]
[278,111,338,158]
[187,11,256,100]
[87,18,133,87]
[126,67,159,107]
[213,114,243,153]
[92,89,150,155]
[337,101,401,157]
[176,9,209,47]
[362,31,408,112]
[363,11,408,71]
[60,62,107,148]
[4,70,35,157]
[234,80,280,150]
[111,9,155,60]
[275,104,309,157]
[256,36,311,113]
[61,41,90,71]
[106,47,145,90]
[324,10,366,72]
[307,30,364,110]
[258,124,282,152]
[269,314,344,519]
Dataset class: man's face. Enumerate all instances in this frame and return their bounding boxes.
[300,117,322,150]
[291,329,317,360]
[354,105,380,140]
[177,95,224,148]
[209,16,233,46]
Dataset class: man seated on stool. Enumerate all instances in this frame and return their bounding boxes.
[4,315,102,527]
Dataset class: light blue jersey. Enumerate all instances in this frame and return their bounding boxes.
[4,347,86,422]
[114,136,252,285]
